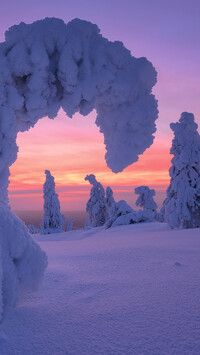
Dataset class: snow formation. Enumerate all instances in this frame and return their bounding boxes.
[67,218,75,232]
[0,17,158,203]
[105,199,156,228]
[105,186,116,218]
[85,174,108,227]
[41,170,66,234]
[105,200,134,228]
[0,205,47,320]
[161,112,200,229]
[0,244,3,322]
[0,17,157,317]
[135,185,157,212]
[1,223,200,354]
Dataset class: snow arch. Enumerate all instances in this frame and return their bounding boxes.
[0,18,158,318]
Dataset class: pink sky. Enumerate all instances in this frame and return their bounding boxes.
[9,111,171,210]
[1,0,200,211]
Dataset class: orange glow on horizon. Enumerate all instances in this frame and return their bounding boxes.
[9,110,172,211]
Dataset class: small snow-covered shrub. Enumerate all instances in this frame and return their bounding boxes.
[157,208,165,223]
[105,198,156,229]
[135,185,157,221]
[41,170,66,234]
[67,218,74,231]
[162,112,200,229]
[85,174,108,227]
[105,200,134,228]
[111,209,155,227]
[135,186,157,212]
[0,204,47,319]
[28,224,40,234]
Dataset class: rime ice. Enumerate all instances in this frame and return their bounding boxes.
[41,170,66,234]
[85,174,108,227]
[162,112,200,229]
[0,17,157,318]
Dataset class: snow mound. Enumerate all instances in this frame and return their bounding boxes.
[1,223,200,354]
[0,204,47,319]
[105,199,155,228]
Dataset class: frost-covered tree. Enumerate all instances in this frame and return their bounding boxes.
[162,112,200,229]
[135,186,157,212]
[105,198,155,229]
[0,17,158,317]
[67,218,74,232]
[85,174,108,227]
[41,170,66,234]
[105,200,135,228]
[106,186,116,217]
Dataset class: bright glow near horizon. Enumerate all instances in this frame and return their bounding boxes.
[9,110,171,211]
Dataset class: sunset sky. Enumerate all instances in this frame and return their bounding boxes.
[1,0,200,211]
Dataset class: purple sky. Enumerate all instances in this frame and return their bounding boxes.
[1,0,200,134]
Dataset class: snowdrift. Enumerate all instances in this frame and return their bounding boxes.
[1,223,200,354]
[0,204,47,321]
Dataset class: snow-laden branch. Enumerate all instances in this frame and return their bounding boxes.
[0,17,158,183]
[0,17,158,319]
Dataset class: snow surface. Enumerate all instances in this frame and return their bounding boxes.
[0,204,47,318]
[1,223,200,354]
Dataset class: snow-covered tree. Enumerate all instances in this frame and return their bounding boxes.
[41,170,66,234]
[106,186,116,217]
[135,186,157,212]
[162,112,200,229]
[67,218,74,232]
[85,174,108,227]
[0,17,158,317]
[105,200,134,228]
[105,198,155,228]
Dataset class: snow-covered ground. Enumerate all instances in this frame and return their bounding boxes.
[0,222,200,354]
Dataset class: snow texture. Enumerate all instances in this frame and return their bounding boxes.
[41,170,66,234]
[0,244,3,322]
[105,196,156,228]
[105,186,116,218]
[105,199,134,228]
[0,204,47,320]
[85,174,108,227]
[1,223,200,354]
[162,112,200,229]
[0,17,157,203]
[0,17,157,317]
[135,185,157,212]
